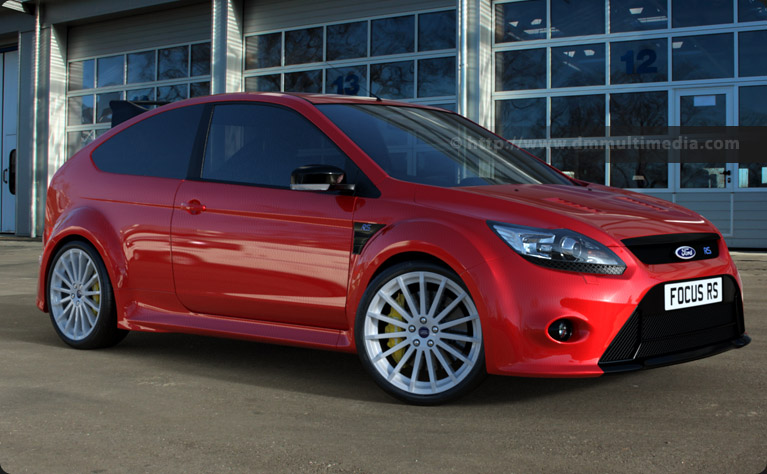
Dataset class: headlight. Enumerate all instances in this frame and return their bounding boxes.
[489,222,626,275]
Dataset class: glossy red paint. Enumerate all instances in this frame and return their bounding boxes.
[38,92,748,387]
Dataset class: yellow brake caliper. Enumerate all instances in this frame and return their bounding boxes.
[385,293,407,363]
[90,281,100,316]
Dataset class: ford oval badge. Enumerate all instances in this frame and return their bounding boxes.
[675,246,696,260]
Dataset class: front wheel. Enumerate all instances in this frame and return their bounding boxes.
[355,262,485,405]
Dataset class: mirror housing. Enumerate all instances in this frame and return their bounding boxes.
[290,165,355,193]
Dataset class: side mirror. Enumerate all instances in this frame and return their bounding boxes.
[290,164,355,194]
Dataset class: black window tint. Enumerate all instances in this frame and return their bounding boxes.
[201,104,365,190]
[92,105,204,179]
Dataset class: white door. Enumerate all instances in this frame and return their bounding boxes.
[1,49,18,233]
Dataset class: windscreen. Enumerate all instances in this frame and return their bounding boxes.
[318,104,572,187]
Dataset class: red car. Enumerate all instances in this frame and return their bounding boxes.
[37,93,750,404]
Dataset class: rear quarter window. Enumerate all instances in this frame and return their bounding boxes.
[91,104,205,179]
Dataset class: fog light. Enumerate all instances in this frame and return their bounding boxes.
[548,319,573,342]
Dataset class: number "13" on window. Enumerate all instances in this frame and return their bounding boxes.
[332,73,361,95]
[620,49,658,75]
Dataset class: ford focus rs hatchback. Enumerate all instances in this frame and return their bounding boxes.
[37,93,750,404]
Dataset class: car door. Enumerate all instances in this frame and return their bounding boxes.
[171,102,359,330]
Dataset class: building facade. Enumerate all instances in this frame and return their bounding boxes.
[1,0,765,246]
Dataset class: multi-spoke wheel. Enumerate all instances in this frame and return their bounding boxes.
[355,262,485,404]
[47,241,128,349]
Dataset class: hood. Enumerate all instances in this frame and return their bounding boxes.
[454,184,717,243]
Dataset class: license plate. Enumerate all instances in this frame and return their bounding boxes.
[664,277,722,311]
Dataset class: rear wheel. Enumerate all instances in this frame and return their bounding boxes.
[47,241,128,349]
[355,261,485,405]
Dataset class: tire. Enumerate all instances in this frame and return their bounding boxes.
[47,241,128,349]
[355,261,486,405]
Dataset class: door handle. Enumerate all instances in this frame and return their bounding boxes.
[180,200,206,215]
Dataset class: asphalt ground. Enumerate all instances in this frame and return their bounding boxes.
[0,238,764,473]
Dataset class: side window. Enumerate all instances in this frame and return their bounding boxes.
[202,103,364,189]
[92,105,204,179]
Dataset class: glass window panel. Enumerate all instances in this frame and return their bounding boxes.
[551,95,605,138]
[495,98,547,139]
[495,0,547,43]
[737,163,767,188]
[127,51,155,84]
[96,55,123,88]
[610,91,668,136]
[551,44,605,88]
[431,103,457,112]
[284,70,322,93]
[191,42,211,76]
[190,82,210,98]
[610,39,668,84]
[68,60,94,91]
[610,0,668,32]
[67,95,94,125]
[157,84,188,102]
[495,49,546,91]
[740,86,767,125]
[418,57,456,97]
[672,34,734,81]
[244,75,282,92]
[285,27,323,65]
[96,91,121,124]
[127,88,154,101]
[245,33,282,69]
[551,0,604,38]
[327,22,367,60]
[551,147,605,183]
[680,163,727,188]
[524,147,546,161]
[159,46,189,80]
[739,0,767,22]
[326,66,366,96]
[673,0,732,27]
[371,16,415,56]
[67,130,96,157]
[610,149,668,188]
[739,30,767,77]
[680,94,726,126]
[370,61,414,99]
[419,10,456,51]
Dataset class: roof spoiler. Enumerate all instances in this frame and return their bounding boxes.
[110,100,170,128]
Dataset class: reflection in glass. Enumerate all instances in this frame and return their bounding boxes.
[371,16,415,56]
[737,163,767,188]
[68,60,94,91]
[739,30,767,77]
[418,57,456,97]
[680,94,726,126]
[67,95,94,125]
[285,27,323,65]
[284,70,322,93]
[97,92,121,124]
[672,0,732,27]
[244,75,281,92]
[159,46,189,80]
[551,0,604,37]
[190,82,210,98]
[327,22,367,60]
[495,49,545,91]
[551,147,605,184]
[245,33,281,69]
[739,0,767,22]
[191,43,211,76]
[67,130,96,157]
[495,98,547,139]
[127,88,154,101]
[431,103,457,112]
[495,0,546,42]
[157,84,188,102]
[97,56,124,88]
[551,44,605,88]
[610,0,668,32]
[610,39,668,84]
[127,51,155,84]
[739,86,767,125]
[551,95,605,138]
[610,149,668,188]
[419,10,456,51]
[681,163,727,188]
[371,61,414,99]
[672,34,733,81]
[326,66,366,96]
[610,91,668,136]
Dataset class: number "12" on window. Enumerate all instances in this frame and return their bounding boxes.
[620,49,658,75]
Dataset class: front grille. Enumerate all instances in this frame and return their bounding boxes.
[622,233,720,265]
[599,275,745,369]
